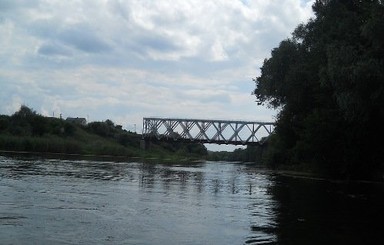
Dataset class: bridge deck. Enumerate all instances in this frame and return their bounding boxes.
[142,117,275,145]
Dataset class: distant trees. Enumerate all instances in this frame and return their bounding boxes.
[0,105,207,159]
[87,121,115,137]
[253,0,384,179]
[0,106,80,153]
[207,145,266,163]
[5,105,47,136]
[86,120,141,148]
[0,105,75,137]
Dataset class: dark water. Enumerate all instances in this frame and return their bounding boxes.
[0,156,383,245]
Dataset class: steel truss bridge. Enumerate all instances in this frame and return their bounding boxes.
[142,117,275,145]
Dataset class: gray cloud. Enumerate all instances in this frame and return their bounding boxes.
[0,0,314,140]
[57,24,112,53]
[37,42,73,57]
[0,0,39,12]
[137,34,180,52]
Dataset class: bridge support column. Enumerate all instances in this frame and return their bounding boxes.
[140,139,150,150]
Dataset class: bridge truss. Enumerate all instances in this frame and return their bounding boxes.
[142,117,275,145]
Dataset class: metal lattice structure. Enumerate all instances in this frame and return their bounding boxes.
[142,117,275,145]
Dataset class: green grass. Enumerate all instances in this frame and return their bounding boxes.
[0,107,208,162]
[0,130,206,162]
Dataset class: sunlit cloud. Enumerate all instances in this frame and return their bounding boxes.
[0,0,315,144]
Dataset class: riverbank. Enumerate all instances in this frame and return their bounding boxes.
[273,168,384,184]
[2,149,382,184]
[0,150,204,164]
[0,106,208,162]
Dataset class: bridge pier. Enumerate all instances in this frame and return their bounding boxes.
[140,139,150,150]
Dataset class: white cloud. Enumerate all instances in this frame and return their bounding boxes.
[0,0,315,150]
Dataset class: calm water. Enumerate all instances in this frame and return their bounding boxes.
[1,156,383,245]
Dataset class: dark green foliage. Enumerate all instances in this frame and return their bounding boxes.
[9,105,46,136]
[0,106,135,155]
[1,105,76,137]
[253,0,384,180]
[118,133,140,148]
[207,151,234,161]
[86,120,141,148]
[0,105,206,161]
[87,121,114,137]
[185,143,208,155]
[63,122,76,136]
[153,140,208,157]
[0,135,82,154]
[207,145,266,163]
[0,115,10,132]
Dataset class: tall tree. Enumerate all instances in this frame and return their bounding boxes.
[253,0,384,179]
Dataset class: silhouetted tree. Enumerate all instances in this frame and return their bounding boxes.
[253,0,384,179]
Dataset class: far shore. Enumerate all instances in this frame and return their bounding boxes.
[0,150,204,164]
[2,150,383,184]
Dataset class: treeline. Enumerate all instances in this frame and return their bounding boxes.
[207,145,266,163]
[0,106,82,154]
[0,105,76,137]
[0,105,207,159]
[253,0,384,180]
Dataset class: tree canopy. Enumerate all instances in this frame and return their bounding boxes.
[253,0,384,179]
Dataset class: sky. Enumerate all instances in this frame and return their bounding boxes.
[0,0,315,150]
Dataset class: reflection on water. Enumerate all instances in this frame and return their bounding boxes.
[1,156,383,244]
[270,175,384,245]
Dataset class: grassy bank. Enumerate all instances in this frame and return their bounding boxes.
[0,106,208,162]
[0,133,207,163]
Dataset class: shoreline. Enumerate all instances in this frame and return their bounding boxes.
[2,150,383,184]
[273,169,384,184]
[0,149,203,164]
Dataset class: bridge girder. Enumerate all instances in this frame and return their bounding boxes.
[142,118,275,145]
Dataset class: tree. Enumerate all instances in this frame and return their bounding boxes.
[10,105,48,136]
[253,0,384,179]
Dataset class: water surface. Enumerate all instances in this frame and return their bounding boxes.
[1,156,383,244]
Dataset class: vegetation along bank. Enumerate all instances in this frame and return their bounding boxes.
[253,0,384,181]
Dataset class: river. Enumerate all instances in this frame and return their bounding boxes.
[1,155,383,244]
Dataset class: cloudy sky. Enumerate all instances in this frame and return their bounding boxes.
[0,0,314,148]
